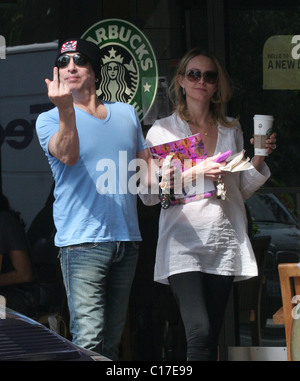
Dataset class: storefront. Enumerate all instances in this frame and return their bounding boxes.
[0,0,299,360]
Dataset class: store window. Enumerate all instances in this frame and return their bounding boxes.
[2,0,300,356]
[227,0,300,347]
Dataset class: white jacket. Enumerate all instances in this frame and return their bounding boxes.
[139,113,270,284]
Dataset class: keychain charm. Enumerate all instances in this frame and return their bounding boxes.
[156,152,176,209]
[156,169,172,209]
[159,193,171,209]
[216,174,229,201]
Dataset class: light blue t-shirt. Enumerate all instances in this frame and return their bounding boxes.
[36,101,148,247]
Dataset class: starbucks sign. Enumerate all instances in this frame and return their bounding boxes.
[82,19,158,121]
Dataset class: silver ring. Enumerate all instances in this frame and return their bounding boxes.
[218,174,222,180]
[272,144,277,150]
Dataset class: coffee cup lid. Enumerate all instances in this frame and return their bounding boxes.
[253,114,274,120]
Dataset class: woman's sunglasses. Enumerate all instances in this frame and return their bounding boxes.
[185,69,218,84]
[57,53,89,68]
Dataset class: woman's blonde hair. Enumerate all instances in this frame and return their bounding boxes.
[169,47,238,128]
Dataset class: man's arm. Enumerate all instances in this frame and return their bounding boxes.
[46,67,79,165]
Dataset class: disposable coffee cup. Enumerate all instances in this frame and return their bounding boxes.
[253,114,274,156]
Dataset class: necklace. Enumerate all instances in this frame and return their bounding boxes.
[188,118,216,137]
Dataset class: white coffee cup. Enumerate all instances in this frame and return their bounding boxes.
[253,114,274,156]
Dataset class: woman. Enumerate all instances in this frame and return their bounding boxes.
[139,48,276,360]
[0,194,39,317]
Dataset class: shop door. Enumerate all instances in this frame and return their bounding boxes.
[226,0,300,350]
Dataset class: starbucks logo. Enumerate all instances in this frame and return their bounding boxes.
[82,19,158,121]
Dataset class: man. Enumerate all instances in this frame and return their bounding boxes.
[36,39,151,360]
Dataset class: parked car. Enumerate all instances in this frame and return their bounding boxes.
[246,192,300,265]
[0,305,110,361]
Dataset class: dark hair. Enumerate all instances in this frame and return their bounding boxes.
[0,194,10,212]
[0,194,25,227]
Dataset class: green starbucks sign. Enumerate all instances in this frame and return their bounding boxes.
[82,18,158,121]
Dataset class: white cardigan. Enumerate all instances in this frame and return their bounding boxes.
[139,113,271,284]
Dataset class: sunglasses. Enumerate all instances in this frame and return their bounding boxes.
[57,53,89,68]
[185,69,218,84]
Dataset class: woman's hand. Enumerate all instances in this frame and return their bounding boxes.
[265,132,277,154]
[251,132,277,170]
[201,154,227,181]
[175,153,226,190]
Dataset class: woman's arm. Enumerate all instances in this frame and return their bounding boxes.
[0,250,33,286]
[137,148,161,206]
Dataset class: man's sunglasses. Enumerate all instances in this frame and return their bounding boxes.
[57,53,89,68]
[185,69,218,84]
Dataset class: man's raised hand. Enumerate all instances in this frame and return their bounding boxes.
[45,67,73,110]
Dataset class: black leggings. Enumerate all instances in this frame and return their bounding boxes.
[169,271,234,361]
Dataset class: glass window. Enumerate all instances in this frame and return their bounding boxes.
[227,0,300,188]
[227,0,300,348]
[246,193,298,224]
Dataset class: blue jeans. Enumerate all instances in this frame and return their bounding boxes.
[59,241,139,360]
